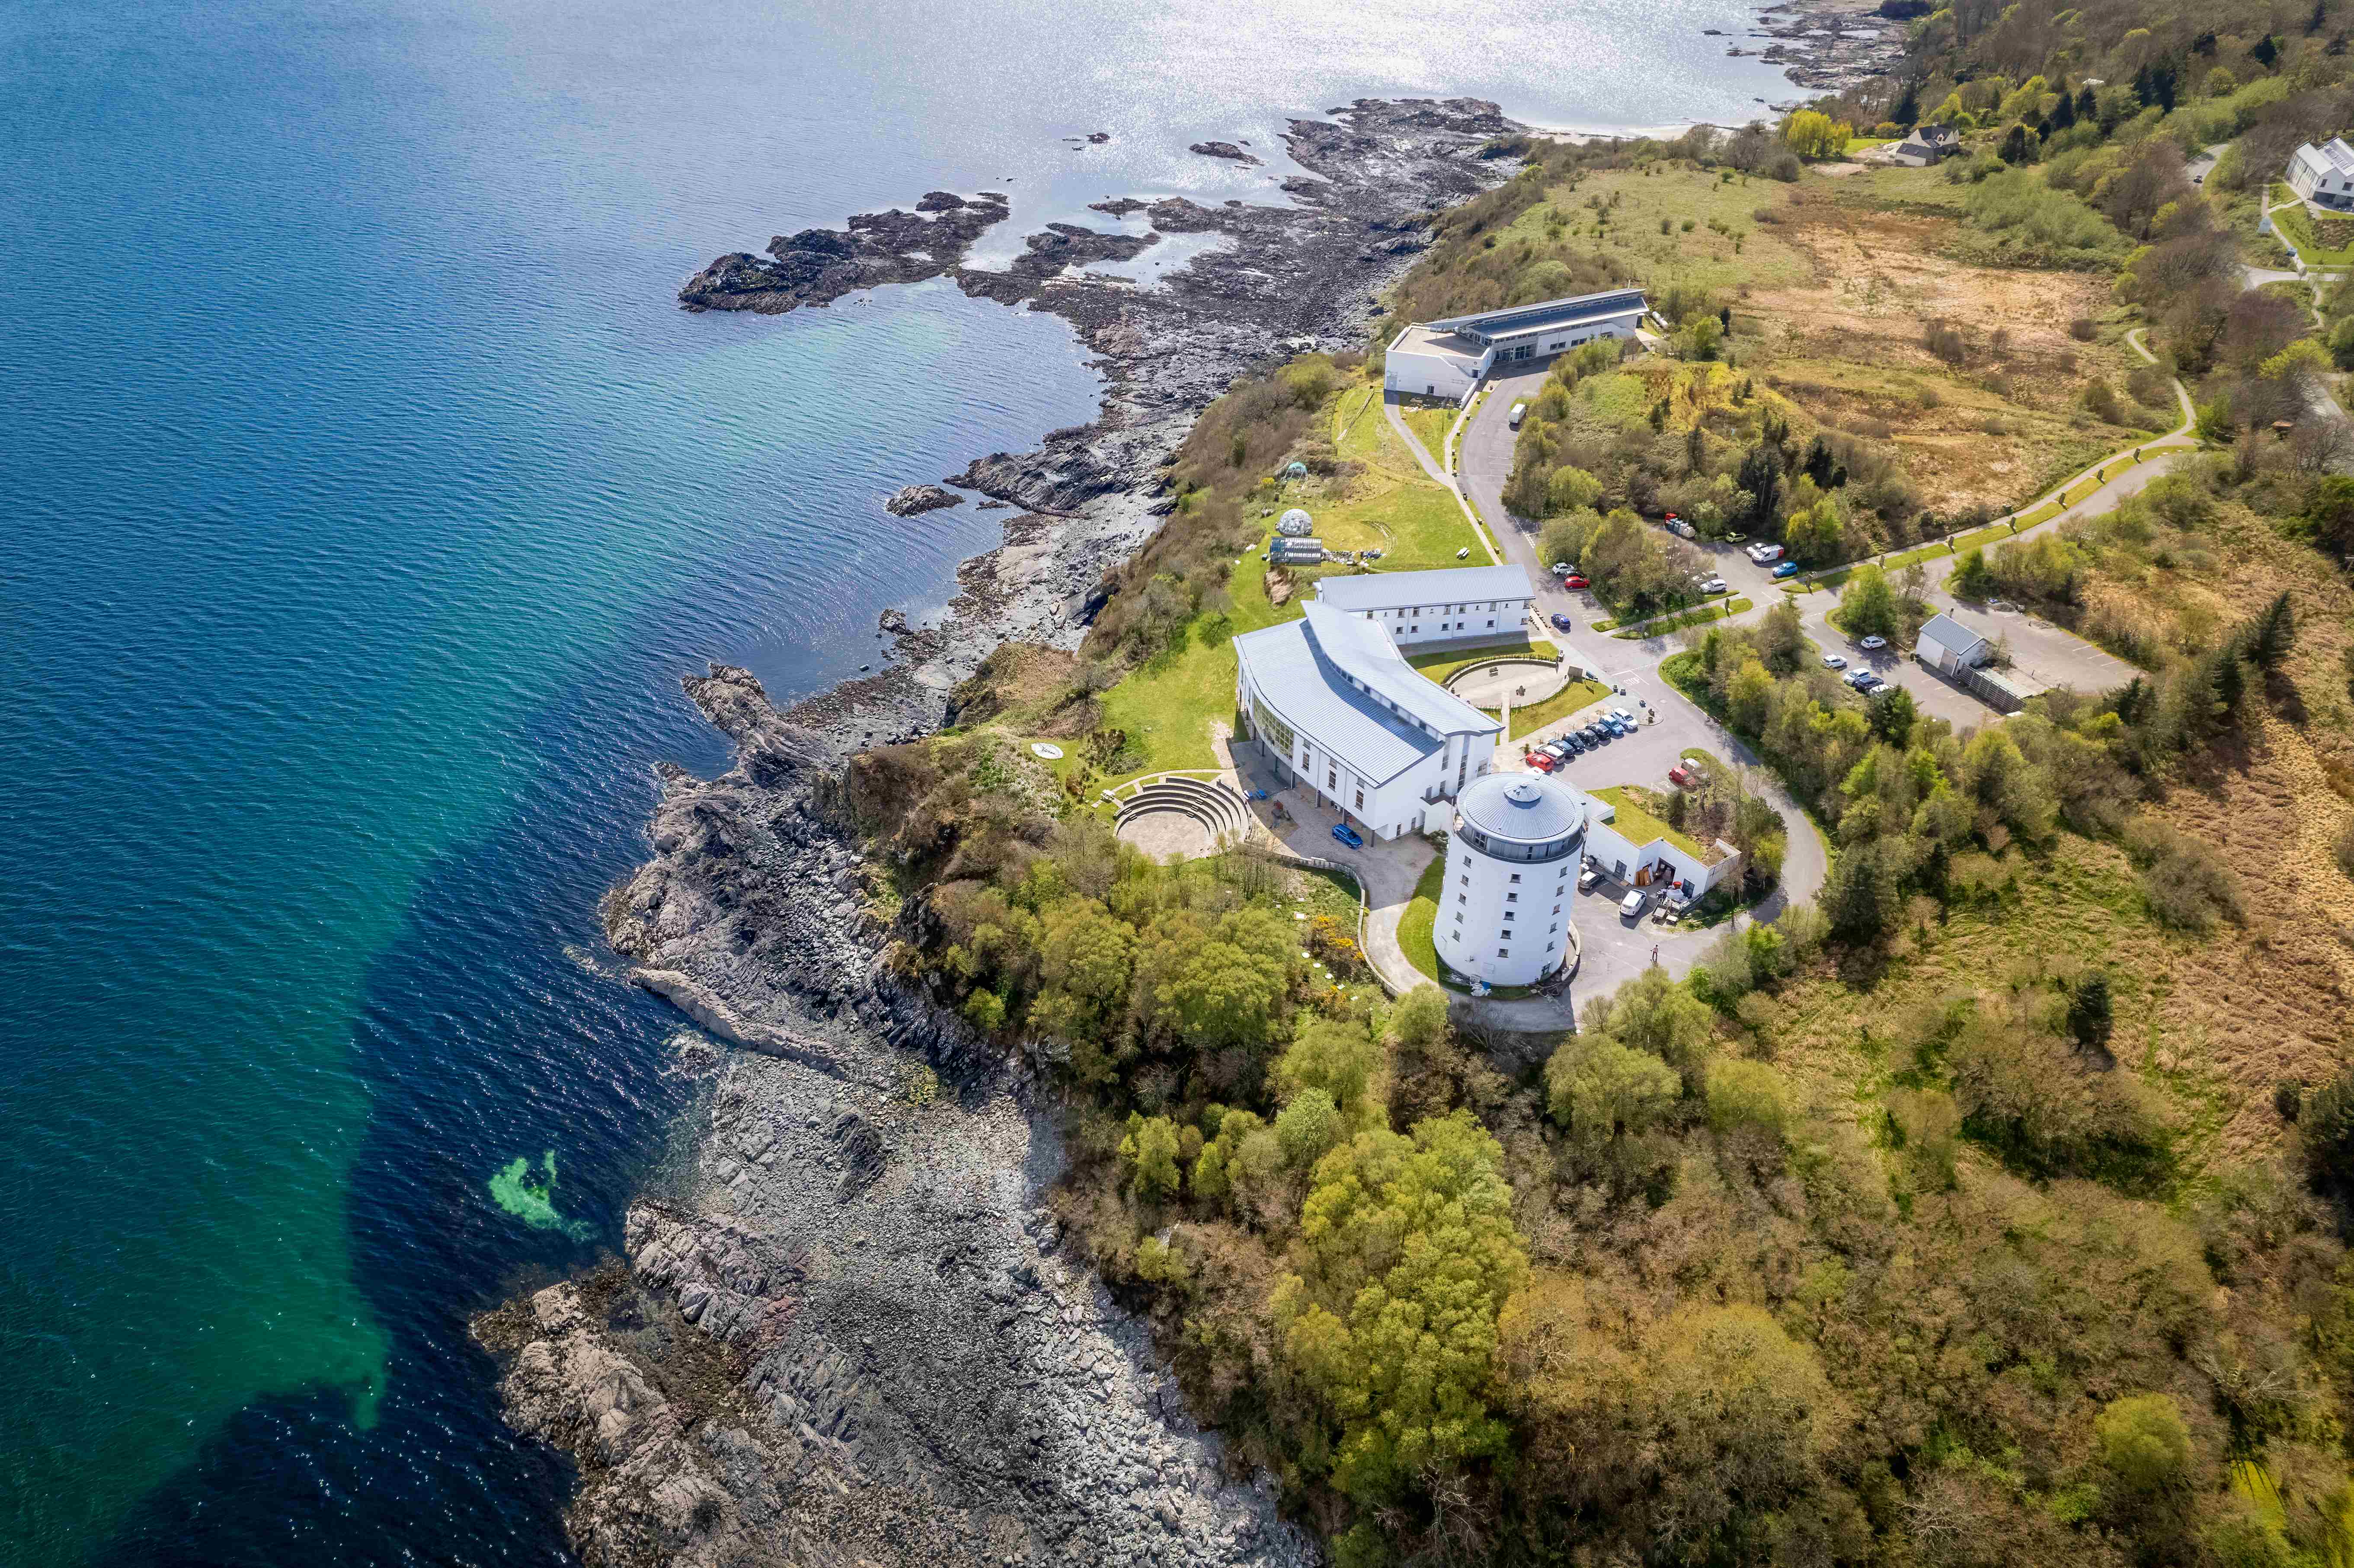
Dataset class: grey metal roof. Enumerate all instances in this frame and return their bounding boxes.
[1234,607,1500,786]
[1425,289,1649,345]
[1313,564,1534,614]
[1918,611,1990,658]
[1456,772,1587,842]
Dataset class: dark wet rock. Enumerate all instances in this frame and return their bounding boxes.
[1189,140,1261,165]
[677,191,1010,314]
[1087,197,1151,218]
[882,484,963,517]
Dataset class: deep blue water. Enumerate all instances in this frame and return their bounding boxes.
[0,0,1796,1560]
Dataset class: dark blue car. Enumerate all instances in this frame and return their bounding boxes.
[1549,612,1575,632]
[1331,823,1365,850]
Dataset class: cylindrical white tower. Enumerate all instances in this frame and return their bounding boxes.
[1433,773,1586,987]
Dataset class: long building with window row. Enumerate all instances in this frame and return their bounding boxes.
[1308,563,1535,649]
[1383,288,1649,402]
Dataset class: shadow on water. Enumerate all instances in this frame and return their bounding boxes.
[90,654,737,1566]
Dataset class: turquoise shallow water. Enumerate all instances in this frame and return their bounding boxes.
[0,0,1794,1560]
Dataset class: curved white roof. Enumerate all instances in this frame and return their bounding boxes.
[1232,604,1502,786]
[1457,772,1586,842]
[1277,508,1314,536]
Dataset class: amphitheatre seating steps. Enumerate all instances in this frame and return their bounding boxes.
[1113,774,1252,845]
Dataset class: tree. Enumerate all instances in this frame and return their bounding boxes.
[1277,1018,1384,1113]
[1545,464,1603,515]
[1868,684,1917,746]
[1274,1089,1343,1167]
[1389,986,1447,1049]
[2302,1067,2354,1198]
[1839,563,1900,638]
[1737,440,1783,525]
[2253,32,2279,66]
[2095,1393,2192,1495]
[1545,1036,1681,1147]
[1781,109,1853,160]
[1893,80,1920,127]
[1272,1114,1531,1501]
[1728,657,1775,735]
[2243,590,2297,669]
[2306,474,2354,556]
[1824,839,1900,938]
[1148,911,1292,1051]
[2067,971,2114,1052]
[1706,1057,1792,1138]
[1589,968,1717,1088]
[1119,1114,1183,1201]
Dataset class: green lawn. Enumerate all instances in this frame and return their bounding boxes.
[1591,784,1710,860]
[1401,404,1456,468]
[1500,677,1610,740]
[1612,597,1753,638]
[1094,380,1483,774]
[2269,187,2354,267]
[1407,637,1559,687]
[1397,855,1445,984]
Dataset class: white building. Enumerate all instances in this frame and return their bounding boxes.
[1915,611,1992,674]
[1580,789,1741,902]
[1435,773,1584,986]
[1234,600,1503,840]
[1312,563,1536,649]
[1383,289,1649,402]
[2288,138,2354,210]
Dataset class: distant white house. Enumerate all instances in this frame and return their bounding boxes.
[1384,289,1648,402]
[2288,138,2354,210]
[1233,599,1504,840]
[1312,563,1536,649]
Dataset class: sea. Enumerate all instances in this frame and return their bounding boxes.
[0,1,1797,1560]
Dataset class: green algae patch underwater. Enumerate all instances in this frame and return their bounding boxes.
[489,1151,593,1241]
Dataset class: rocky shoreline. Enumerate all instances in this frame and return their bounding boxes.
[472,99,1523,1568]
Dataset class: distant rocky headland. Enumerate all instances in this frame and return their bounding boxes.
[473,99,1523,1567]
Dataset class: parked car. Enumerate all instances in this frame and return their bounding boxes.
[1583,723,1608,743]
[1844,670,1882,692]
[1697,576,1728,595]
[1564,733,1587,753]
[1551,561,1574,576]
[1859,634,1887,651]
[1772,561,1801,579]
[1670,519,1695,539]
[1619,888,1647,921]
[1610,706,1637,726]
[1525,750,1558,771]
[1821,653,1846,669]
[1544,740,1573,760]
[1667,763,1693,787]
[1744,542,1785,565]
[1549,611,1575,632]
[1563,574,1589,589]
[1331,823,1365,849]
[1578,864,1602,893]
[1508,400,1528,429]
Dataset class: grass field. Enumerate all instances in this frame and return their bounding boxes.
[1397,856,1445,984]
[2269,185,2354,267]
[1094,377,1482,774]
[1401,404,1457,469]
[1500,164,1816,296]
[1502,677,1610,740]
[1407,637,1559,687]
[1612,597,1753,638]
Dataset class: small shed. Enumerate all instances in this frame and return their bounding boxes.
[1916,611,1993,674]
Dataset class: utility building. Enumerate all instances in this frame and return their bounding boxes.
[1383,289,1648,402]
[2288,138,2354,210]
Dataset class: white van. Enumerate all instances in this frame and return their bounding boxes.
[1507,400,1528,429]
[1745,542,1785,565]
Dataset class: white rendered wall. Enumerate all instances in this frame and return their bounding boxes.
[1351,599,1532,647]
[1433,837,1574,986]
[1384,346,1482,401]
[1237,663,1449,840]
[1584,819,1739,898]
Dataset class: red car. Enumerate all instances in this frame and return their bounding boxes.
[1523,751,1555,772]
[1667,764,1693,787]
[1563,574,1589,589]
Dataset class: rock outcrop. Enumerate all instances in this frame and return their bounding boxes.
[481,666,1315,1567]
[881,483,963,517]
[1188,140,1262,164]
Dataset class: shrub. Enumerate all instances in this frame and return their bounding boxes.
[2094,1393,2192,1496]
[1705,1058,1792,1139]
[2126,821,2245,931]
